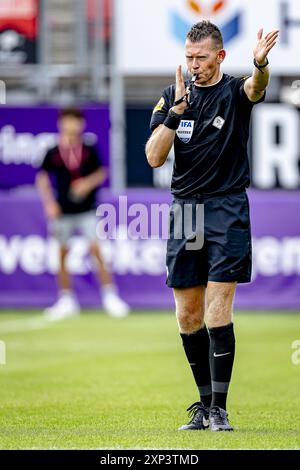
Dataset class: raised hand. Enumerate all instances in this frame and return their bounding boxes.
[253,28,279,65]
[173,65,189,114]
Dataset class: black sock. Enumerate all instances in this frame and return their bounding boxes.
[208,322,235,410]
[180,326,212,408]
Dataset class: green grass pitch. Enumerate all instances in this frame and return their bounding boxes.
[0,310,300,449]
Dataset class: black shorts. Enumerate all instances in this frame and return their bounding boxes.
[166,191,252,288]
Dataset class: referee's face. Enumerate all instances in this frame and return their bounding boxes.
[185,38,225,85]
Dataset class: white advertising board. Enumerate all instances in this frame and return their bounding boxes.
[116,0,300,75]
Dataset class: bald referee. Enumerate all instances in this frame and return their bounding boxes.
[146,21,278,431]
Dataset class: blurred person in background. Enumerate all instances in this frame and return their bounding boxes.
[36,107,129,320]
[146,21,278,431]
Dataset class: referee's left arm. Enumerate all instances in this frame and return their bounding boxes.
[244,28,279,102]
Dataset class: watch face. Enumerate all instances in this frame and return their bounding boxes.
[170,110,181,118]
[254,58,268,67]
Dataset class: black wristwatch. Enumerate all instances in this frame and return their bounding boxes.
[168,108,184,119]
[253,57,269,73]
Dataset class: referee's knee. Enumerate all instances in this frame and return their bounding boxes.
[176,307,205,334]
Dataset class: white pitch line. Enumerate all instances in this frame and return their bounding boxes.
[0,316,52,334]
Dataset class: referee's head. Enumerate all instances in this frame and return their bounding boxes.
[185,20,226,85]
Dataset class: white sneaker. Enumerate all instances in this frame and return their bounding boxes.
[102,292,130,318]
[44,295,80,322]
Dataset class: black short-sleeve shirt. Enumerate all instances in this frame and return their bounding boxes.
[150,74,265,197]
[40,144,103,214]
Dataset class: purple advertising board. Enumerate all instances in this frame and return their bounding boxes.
[0,105,110,188]
[0,188,300,310]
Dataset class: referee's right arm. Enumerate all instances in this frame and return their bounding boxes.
[146,65,188,168]
[146,124,176,168]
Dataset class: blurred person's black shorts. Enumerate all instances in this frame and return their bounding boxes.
[166,191,252,288]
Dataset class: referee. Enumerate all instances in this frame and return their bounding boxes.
[146,21,278,431]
